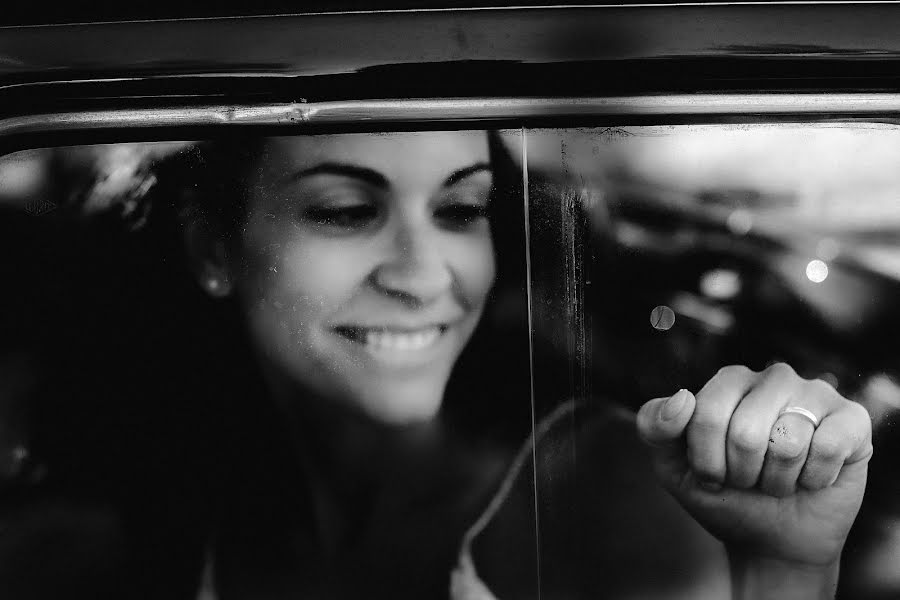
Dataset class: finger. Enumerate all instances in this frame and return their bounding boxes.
[637,389,696,449]
[725,362,800,489]
[687,365,756,490]
[637,389,696,486]
[758,377,838,496]
[759,410,814,496]
[800,400,873,491]
[759,377,844,496]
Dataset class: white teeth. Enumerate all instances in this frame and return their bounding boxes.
[365,327,441,352]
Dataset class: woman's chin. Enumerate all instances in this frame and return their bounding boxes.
[354,384,445,427]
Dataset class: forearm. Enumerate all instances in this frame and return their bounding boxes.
[728,552,839,600]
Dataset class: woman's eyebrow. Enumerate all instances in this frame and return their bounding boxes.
[288,162,389,188]
[443,163,493,187]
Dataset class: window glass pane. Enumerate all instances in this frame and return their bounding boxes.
[524,123,900,599]
[1,122,897,600]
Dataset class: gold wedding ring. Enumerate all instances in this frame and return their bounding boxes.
[780,406,820,428]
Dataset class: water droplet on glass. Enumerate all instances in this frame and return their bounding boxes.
[650,305,676,331]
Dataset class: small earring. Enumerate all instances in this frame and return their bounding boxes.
[203,272,231,297]
[1,444,44,484]
[9,445,29,476]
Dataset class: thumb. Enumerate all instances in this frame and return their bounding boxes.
[637,389,695,479]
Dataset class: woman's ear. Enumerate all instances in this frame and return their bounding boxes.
[183,216,234,298]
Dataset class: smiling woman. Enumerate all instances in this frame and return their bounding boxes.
[151,129,535,598]
[234,132,495,425]
[175,131,508,426]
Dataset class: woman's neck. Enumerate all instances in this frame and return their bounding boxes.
[263,368,446,553]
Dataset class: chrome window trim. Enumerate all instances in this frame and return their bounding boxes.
[7,3,900,26]
[4,94,900,137]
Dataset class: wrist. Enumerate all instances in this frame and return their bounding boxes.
[727,551,840,600]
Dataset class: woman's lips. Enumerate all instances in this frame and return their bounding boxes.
[333,325,447,353]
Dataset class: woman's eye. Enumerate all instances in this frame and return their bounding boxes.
[435,203,489,229]
[300,204,378,229]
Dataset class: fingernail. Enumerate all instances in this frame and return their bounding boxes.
[661,389,689,421]
[698,478,723,492]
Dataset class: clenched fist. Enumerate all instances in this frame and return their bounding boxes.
[637,363,873,597]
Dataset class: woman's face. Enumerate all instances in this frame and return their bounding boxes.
[230,131,496,425]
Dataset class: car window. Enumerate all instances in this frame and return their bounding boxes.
[0,123,896,599]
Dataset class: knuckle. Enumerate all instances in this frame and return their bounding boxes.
[763,361,797,381]
[860,441,875,461]
[811,431,846,462]
[849,401,874,430]
[716,364,754,381]
[767,361,795,374]
[806,377,836,396]
[729,423,769,454]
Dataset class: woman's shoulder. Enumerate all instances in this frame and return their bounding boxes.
[457,399,728,600]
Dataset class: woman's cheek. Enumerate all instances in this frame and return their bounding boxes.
[241,221,353,300]
[276,238,369,303]
[451,229,496,308]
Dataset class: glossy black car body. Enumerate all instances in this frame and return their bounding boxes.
[4,3,900,125]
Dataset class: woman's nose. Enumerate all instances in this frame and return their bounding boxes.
[373,224,453,305]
